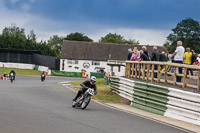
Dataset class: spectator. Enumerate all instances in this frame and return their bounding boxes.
[159,51,168,62]
[174,41,185,82]
[168,52,173,61]
[139,50,149,61]
[191,50,197,65]
[142,46,149,58]
[151,46,159,78]
[127,48,133,60]
[183,48,193,75]
[151,46,159,61]
[196,54,200,62]
[131,47,139,61]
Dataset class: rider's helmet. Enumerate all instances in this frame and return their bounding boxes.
[90,76,96,85]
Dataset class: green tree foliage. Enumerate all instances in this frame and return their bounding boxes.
[124,39,140,45]
[99,33,139,45]
[48,35,64,58]
[64,32,93,42]
[164,18,200,53]
[0,25,57,57]
[0,25,27,50]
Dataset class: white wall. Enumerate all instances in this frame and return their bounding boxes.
[0,62,49,74]
[60,59,125,77]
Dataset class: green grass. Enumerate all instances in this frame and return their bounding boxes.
[68,78,127,103]
[0,67,41,76]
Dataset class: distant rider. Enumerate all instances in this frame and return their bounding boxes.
[9,70,16,80]
[41,71,46,80]
[73,76,97,101]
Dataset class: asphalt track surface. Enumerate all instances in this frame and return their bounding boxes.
[0,75,192,133]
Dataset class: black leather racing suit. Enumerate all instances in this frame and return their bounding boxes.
[73,80,97,101]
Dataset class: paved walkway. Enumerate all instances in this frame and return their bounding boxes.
[105,103,200,133]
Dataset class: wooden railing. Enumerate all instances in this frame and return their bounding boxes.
[125,61,200,90]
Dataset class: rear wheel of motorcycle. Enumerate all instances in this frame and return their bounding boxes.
[81,96,91,110]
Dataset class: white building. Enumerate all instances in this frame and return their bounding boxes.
[60,41,166,77]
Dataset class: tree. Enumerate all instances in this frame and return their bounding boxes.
[64,32,93,42]
[124,39,140,45]
[164,18,200,53]
[47,35,64,58]
[99,33,125,44]
[0,24,27,50]
[0,25,57,57]
[99,33,140,45]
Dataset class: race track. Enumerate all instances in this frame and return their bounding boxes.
[0,75,191,133]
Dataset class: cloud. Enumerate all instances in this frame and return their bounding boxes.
[9,0,20,4]
[20,3,31,11]
[88,28,170,46]
[0,0,170,46]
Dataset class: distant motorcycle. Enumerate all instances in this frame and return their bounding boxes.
[72,88,94,110]
[10,73,14,83]
[41,74,45,82]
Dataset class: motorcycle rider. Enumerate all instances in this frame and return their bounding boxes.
[9,69,16,80]
[73,76,97,101]
[41,71,46,81]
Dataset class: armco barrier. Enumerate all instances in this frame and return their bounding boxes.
[110,76,200,126]
[110,77,134,102]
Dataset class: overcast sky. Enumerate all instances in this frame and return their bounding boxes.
[0,0,200,46]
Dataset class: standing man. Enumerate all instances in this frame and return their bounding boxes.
[151,46,159,78]
[174,41,185,82]
[142,46,149,57]
[183,48,193,75]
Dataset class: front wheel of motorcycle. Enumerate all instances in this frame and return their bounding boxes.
[72,100,76,107]
[81,96,91,110]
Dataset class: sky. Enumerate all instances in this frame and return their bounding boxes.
[0,0,200,46]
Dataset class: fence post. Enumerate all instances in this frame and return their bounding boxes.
[183,67,187,88]
[157,64,161,82]
[164,65,167,83]
[142,64,145,80]
[138,63,141,79]
[146,64,150,81]
[173,66,176,85]
[135,63,138,78]
[126,63,130,78]
[151,64,155,82]
[131,63,134,78]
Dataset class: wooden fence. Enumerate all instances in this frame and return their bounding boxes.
[125,61,200,90]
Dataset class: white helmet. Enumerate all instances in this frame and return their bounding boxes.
[90,76,96,84]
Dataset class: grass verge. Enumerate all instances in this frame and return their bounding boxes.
[0,67,41,76]
[67,78,130,104]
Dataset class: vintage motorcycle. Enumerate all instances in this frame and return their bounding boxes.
[72,88,94,110]
[41,74,45,82]
[10,73,14,83]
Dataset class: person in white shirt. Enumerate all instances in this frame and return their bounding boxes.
[196,54,200,62]
[174,41,185,82]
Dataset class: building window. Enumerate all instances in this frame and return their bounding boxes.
[67,60,78,64]
[92,61,100,65]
